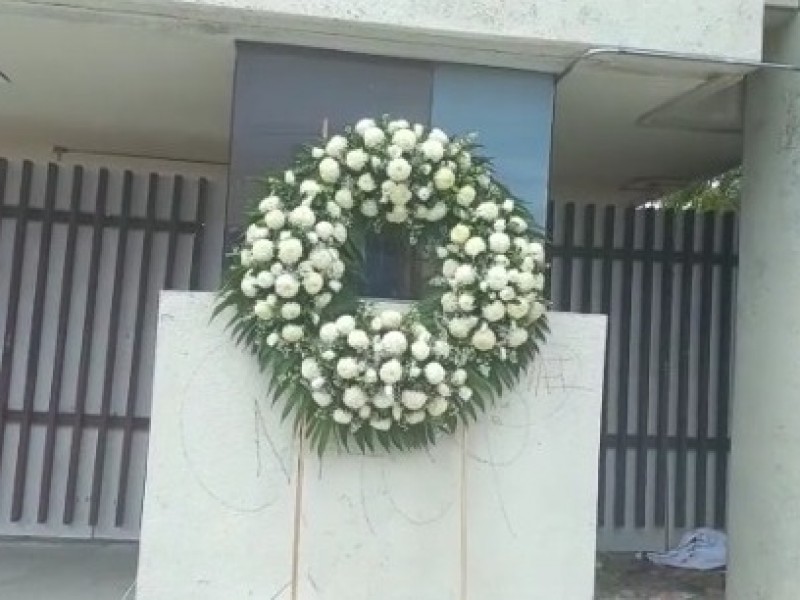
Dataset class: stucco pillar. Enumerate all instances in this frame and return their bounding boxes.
[727,15,800,600]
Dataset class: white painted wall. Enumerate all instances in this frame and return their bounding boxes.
[137,292,607,599]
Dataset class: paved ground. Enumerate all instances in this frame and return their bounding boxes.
[0,541,724,599]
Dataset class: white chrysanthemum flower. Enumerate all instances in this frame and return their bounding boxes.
[382,331,408,355]
[332,408,353,424]
[300,179,321,197]
[388,119,410,133]
[392,405,404,421]
[531,273,545,291]
[451,369,468,386]
[315,293,333,308]
[499,286,516,301]
[309,391,331,407]
[370,417,391,431]
[386,158,412,182]
[254,300,273,320]
[421,139,445,162]
[354,118,375,133]
[320,322,338,343]
[281,324,304,343]
[348,329,370,351]
[345,149,369,171]
[284,170,295,184]
[379,310,403,329]
[392,128,417,151]
[324,201,341,219]
[427,397,448,417]
[406,411,426,425]
[482,300,506,322]
[464,237,487,257]
[379,359,403,384]
[288,205,315,229]
[424,362,446,385]
[270,263,284,275]
[325,135,348,158]
[458,386,473,400]
[442,259,459,278]
[458,293,476,312]
[309,248,333,271]
[454,264,476,286]
[425,202,448,222]
[494,219,507,232]
[413,123,425,137]
[508,327,529,347]
[329,260,346,279]
[303,272,324,295]
[336,357,360,380]
[529,301,546,322]
[372,390,394,409]
[251,239,274,262]
[333,223,347,243]
[264,209,286,230]
[335,315,356,335]
[475,202,500,222]
[433,167,456,190]
[301,358,321,381]
[386,207,409,223]
[259,195,281,213]
[319,157,341,183]
[437,383,452,397]
[456,185,476,206]
[428,128,449,143]
[311,147,325,159]
[389,184,412,205]
[277,238,303,265]
[256,271,275,288]
[240,249,254,267]
[448,317,473,339]
[358,173,377,192]
[314,222,334,242]
[240,274,258,298]
[401,390,427,411]
[471,326,496,351]
[411,340,431,361]
[529,241,545,264]
[440,292,459,312]
[275,273,300,298]
[333,188,354,210]
[433,340,451,358]
[516,272,537,292]
[360,200,379,218]
[362,127,385,148]
[281,302,302,320]
[502,198,514,212]
[507,298,530,320]
[417,186,432,201]
[486,265,509,291]
[509,216,528,233]
[489,232,511,254]
[266,294,278,306]
[450,224,471,244]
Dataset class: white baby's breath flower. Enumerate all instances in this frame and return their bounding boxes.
[464,237,487,257]
[325,135,348,158]
[264,209,286,230]
[347,329,370,351]
[337,357,361,380]
[278,238,303,265]
[345,149,369,171]
[379,359,403,384]
[319,157,341,183]
[456,185,476,206]
[401,390,427,411]
[332,408,353,424]
[281,324,304,343]
[362,127,386,148]
[275,273,300,298]
[254,300,273,320]
[251,239,274,262]
[450,224,471,244]
[320,322,338,343]
[471,326,496,351]
[433,167,456,190]
[281,302,302,320]
[424,362,446,385]
[482,300,506,322]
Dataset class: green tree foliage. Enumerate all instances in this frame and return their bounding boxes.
[659,167,741,211]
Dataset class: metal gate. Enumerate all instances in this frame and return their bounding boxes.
[0,158,224,539]
[548,201,738,550]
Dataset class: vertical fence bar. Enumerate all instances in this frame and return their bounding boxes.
[614,207,636,527]
[0,161,33,464]
[38,166,83,523]
[654,211,675,527]
[597,205,616,527]
[559,203,575,310]
[675,212,696,528]
[64,169,109,524]
[164,175,184,290]
[581,204,595,313]
[635,209,655,528]
[88,171,134,527]
[11,163,59,521]
[695,214,716,526]
[190,178,208,291]
[714,212,735,529]
[115,174,157,526]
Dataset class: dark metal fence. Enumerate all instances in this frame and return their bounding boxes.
[548,202,738,549]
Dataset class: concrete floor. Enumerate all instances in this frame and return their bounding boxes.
[0,539,138,599]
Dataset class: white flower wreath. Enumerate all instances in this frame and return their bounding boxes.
[216,116,548,453]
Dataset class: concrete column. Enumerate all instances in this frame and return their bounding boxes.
[727,15,800,600]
